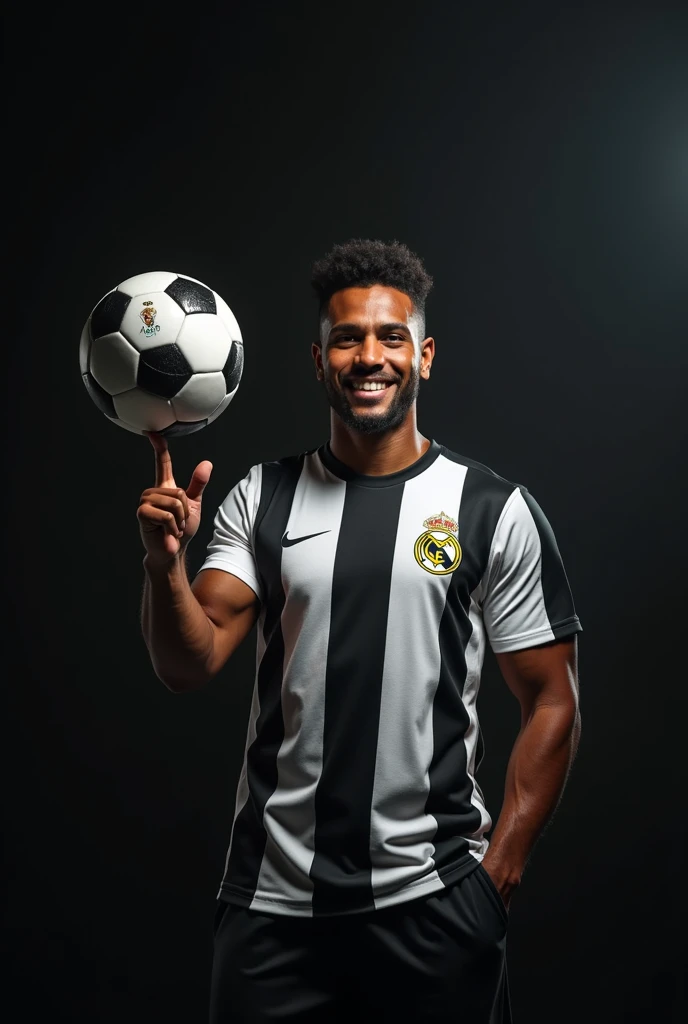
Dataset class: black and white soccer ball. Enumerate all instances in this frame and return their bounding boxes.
[79,271,244,436]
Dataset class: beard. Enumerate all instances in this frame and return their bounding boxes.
[323,363,420,435]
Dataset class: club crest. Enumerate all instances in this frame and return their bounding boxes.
[139,300,160,337]
[414,511,462,575]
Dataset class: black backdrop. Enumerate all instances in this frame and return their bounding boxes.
[4,2,687,1021]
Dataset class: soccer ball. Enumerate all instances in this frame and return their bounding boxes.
[79,271,244,436]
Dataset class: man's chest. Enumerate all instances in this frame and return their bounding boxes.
[254,467,487,610]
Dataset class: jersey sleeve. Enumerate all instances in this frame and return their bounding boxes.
[482,486,582,654]
[195,463,263,602]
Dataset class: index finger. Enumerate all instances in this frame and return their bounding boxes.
[146,431,175,488]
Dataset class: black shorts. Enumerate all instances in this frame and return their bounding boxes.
[209,863,512,1023]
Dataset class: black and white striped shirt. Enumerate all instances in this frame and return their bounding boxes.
[198,440,582,918]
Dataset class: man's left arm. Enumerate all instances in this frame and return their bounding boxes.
[481,635,581,909]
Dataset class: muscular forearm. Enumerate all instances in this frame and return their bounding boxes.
[484,703,581,898]
[141,554,215,692]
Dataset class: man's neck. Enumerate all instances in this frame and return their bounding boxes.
[329,416,431,477]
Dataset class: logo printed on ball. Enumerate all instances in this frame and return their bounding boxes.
[414,511,462,575]
[139,300,160,337]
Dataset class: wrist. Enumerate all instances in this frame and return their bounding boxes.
[143,552,183,578]
[482,849,524,889]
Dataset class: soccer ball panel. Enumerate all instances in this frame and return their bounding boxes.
[113,389,176,432]
[79,321,90,374]
[121,291,186,352]
[91,332,139,395]
[176,313,232,372]
[214,292,243,343]
[176,273,211,287]
[207,381,240,425]
[82,372,117,418]
[107,415,146,435]
[117,271,178,296]
[172,371,227,421]
[137,344,192,398]
[223,338,244,393]
[91,289,132,340]
[159,418,208,437]
[166,276,216,315]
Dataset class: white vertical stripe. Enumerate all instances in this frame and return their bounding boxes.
[370,457,468,903]
[218,464,266,895]
[218,616,268,895]
[252,454,347,911]
[463,594,493,861]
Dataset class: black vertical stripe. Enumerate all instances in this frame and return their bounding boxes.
[310,481,405,916]
[427,464,513,877]
[519,487,581,636]
[222,457,303,902]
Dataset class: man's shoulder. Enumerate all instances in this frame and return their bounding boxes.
[256,447,318,474]
[436,443,526,497]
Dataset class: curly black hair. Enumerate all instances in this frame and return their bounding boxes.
[310,238,433,325]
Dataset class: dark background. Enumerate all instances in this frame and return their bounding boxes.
[4,1,687,1020]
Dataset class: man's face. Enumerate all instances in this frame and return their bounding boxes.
[312,285,434,435]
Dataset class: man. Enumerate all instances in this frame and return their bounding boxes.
[139,239,582,1023]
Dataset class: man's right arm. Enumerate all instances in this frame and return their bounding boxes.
[141,556,260,693]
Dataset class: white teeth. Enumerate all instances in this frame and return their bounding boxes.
[356,381,388,391]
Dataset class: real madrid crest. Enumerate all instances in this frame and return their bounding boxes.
[414,511,462,575]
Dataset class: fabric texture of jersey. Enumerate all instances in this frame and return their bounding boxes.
[197,440,582,918]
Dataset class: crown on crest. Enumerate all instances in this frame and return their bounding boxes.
[423,511,458,534]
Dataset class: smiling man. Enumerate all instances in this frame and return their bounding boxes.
[139,239,582,1023]
[316,276,429,442]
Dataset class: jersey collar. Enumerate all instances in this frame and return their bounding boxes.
[318,439,441,487]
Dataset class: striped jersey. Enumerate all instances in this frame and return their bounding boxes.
[198,439,582,918]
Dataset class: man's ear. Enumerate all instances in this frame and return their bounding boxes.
[312,341,324,379]
[420,337,435,379]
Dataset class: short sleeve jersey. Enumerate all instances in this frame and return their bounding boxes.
[197,440,582,918]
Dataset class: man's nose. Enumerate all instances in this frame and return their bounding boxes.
[355,334,384,366]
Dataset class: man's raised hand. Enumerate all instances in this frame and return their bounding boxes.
[137,432,213,565]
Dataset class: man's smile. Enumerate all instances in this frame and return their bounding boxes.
[344,376,399,401]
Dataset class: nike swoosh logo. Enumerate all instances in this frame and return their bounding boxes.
[281,530,331,547]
